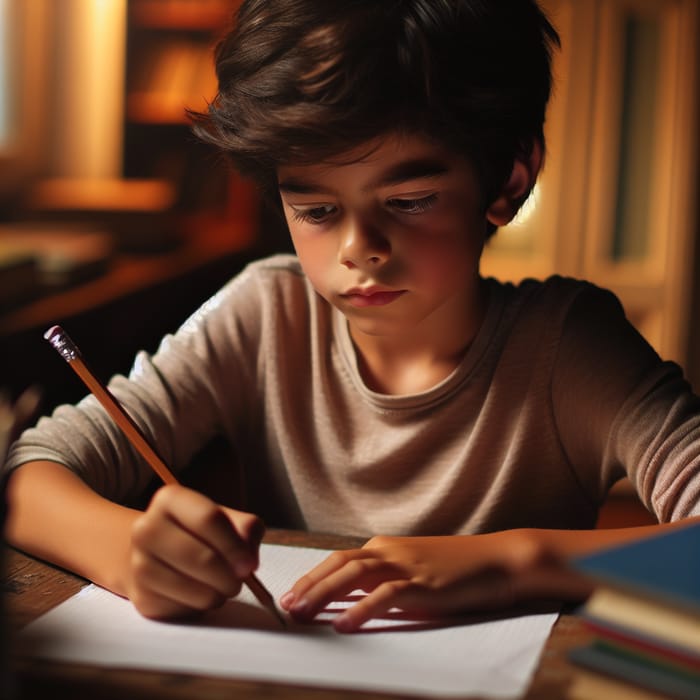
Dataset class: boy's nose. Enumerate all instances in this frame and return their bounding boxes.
[339,219,391,270]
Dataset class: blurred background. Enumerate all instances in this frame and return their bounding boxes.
[0,5,697,685]
[0,0,698,420]
[0,0,292,410]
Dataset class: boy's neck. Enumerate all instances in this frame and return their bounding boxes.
[348,279,489,395]
[354,347,464,395]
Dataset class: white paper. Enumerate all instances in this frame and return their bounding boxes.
[16,544,558,698]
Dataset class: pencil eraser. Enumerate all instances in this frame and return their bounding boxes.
[44,325,62,342]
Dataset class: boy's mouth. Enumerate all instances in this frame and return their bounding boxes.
[341,287,407,308]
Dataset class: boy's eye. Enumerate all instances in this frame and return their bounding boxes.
[387,193,438,214]
[291,204,337,224]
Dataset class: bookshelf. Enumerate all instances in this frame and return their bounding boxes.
[0,0,266,411]
[126,0,233,121]
[12,0,256,254]
[123,0,250,238]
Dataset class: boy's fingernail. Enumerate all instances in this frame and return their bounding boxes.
[279,591,295,608]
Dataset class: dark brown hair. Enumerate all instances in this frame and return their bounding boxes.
[191,0,560,227]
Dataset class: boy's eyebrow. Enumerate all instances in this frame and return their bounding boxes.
[277,178,327,195]
[277,158,450,195]
[371,158,450,188]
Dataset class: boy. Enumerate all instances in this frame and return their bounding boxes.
[3,0,699,633]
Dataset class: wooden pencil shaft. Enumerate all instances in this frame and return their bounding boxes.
[72,357,276,614]
[70,357,177,486]
[45,326,283,624]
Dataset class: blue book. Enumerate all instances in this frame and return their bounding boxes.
[571,523,700,658]
[570,524,700,697]
[572,522,700,614]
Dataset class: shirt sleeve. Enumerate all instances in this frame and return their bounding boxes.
[551,282,700,521]
[2,262,266,504]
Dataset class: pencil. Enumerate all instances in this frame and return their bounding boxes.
[44,324,285,627]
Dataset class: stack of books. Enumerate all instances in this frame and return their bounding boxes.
[569,523,700,699]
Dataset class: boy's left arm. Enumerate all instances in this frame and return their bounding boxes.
[281,287,700,631]
[280,518,700,632]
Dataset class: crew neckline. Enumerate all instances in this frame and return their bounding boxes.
[333,278,507,410]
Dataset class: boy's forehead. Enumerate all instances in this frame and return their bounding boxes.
[277,132,460,185]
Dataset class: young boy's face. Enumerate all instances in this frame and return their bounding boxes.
[277,132,490,343]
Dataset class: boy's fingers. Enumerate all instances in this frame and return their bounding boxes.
[281,545,526,631]
[333,579,416,632]
[286,556,404,620]
[129,552,232,619]
[128,484,271,620]
[282,548,376,603]
[131,514,245,598]
[148,485,259,577]
[223,506,266,557]
[333,571,515,633]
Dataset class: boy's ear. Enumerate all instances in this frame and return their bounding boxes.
[486,140,544,227]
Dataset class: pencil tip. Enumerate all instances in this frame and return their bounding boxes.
[272,604,287,628]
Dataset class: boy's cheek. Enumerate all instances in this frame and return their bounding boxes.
[407,236,478,279]
[293,248,336,298]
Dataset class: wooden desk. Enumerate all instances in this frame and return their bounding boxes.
[4,530,591,700]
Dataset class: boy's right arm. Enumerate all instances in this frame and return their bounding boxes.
[4,460,264,619]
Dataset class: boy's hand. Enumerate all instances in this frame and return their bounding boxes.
[125,484,264,619]
[280,532,590,632]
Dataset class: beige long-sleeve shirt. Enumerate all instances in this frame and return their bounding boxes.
[5,255,700,535]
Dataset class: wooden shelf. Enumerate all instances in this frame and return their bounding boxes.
[0,215,255,337]
[0,215,260,413]
[27,178,176,212]
[123,0,233,218]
